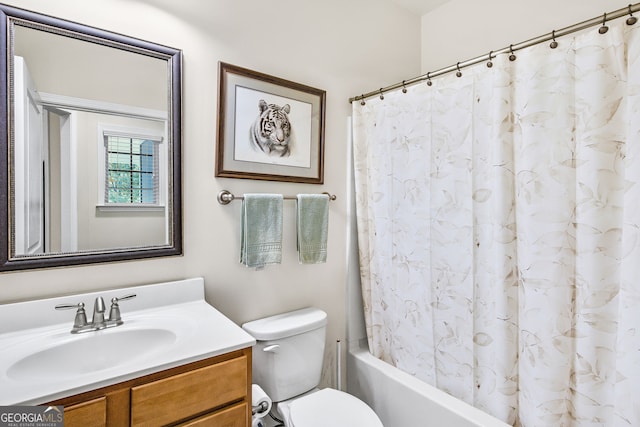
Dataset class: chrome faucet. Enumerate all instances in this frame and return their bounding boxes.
[55,294,137,334]
[92,297,107,329]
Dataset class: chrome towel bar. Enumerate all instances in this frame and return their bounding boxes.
[217,189,336,205]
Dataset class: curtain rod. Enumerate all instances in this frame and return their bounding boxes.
[349,3,640,104]
[217,189,337,205]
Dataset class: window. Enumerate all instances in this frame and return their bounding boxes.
[98,125,165,209]
[106,135,158,204]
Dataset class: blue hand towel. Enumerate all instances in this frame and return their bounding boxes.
[240,194,283,268]
[296,194,329,264]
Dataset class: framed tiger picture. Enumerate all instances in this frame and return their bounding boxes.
[215,62,326,183]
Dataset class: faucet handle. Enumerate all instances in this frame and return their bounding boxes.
[55,302,83,310]
[55,302,88,329]
[113,294,136,303]
[109,294,137,324]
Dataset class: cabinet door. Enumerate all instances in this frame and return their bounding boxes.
[130,355,248,426]
[64,397,107,427]
[178,402,248,427]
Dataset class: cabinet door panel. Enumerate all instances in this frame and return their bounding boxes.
[64,397,107,427]
[178,402,247,427]
[131,355,248,426]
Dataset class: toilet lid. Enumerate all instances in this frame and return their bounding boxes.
[288,388,383,427]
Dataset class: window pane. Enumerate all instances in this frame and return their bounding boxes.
[141,188,154,203]
[105,135,159,204]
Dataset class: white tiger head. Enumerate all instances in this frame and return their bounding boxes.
[251,100,292,157]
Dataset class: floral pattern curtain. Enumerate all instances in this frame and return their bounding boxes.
[352,18,640,426]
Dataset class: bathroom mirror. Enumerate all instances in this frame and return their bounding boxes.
[0,4,183,271]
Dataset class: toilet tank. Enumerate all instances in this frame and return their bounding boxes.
[242,307,327,402]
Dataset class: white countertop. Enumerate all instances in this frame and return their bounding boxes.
[0,277,255,405]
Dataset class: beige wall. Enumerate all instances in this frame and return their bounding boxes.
[0,0,420,387]
[421,0,632,73]
[14,24,167,110]
[74,113,167,251]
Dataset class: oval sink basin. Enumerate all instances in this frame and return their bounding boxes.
[7,328,176,381]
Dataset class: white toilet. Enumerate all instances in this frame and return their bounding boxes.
[242,307,383,427]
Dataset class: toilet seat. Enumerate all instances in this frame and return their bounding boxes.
[279,388,383,427]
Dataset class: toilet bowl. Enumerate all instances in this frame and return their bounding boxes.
[276,388,383,427]
[242,307,383,427]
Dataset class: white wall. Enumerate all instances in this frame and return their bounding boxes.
[0,0,420,388]
[421,0,633,73]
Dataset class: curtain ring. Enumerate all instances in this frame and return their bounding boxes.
[402,80,407,93]
[426,72,433,87]
[508,44,517,61]
[599,12,609,34]
[360,95,366,106]
[455,62,462,77]
[486,51,493,68]
[379,88,384,100]
[550,30,558,49]
[627,4,637,25]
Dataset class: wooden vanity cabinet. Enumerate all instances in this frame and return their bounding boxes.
[47,347,252,427]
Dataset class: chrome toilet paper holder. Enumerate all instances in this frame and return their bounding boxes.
[252,401,269,415]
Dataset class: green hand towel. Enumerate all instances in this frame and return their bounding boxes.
[240,194,283,268]
[296,194,329,264]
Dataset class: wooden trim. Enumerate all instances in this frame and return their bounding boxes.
[246,347,252,426]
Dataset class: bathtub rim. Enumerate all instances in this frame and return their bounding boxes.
[347,340,511,427]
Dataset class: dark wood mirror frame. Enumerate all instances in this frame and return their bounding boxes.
[0,4,182,271]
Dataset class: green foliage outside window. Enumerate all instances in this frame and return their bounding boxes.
[106,136,156,204]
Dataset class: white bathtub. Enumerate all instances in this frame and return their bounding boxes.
[347,343,511,427]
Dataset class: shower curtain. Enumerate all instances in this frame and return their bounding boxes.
[352,18,640,427]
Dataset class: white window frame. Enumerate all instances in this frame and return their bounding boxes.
[97,124,166,211]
